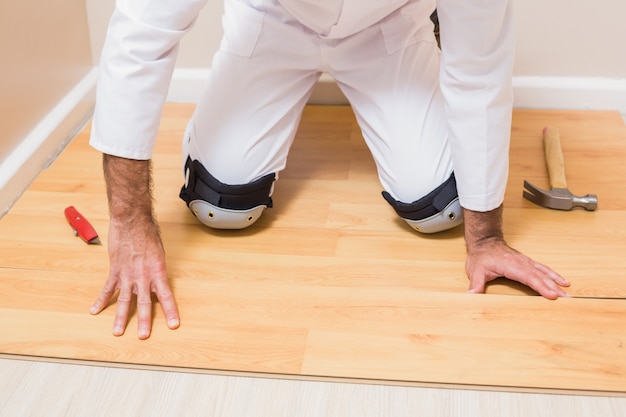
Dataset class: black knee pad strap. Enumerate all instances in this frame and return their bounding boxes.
[382,173,458,221]
[180,157,275,210]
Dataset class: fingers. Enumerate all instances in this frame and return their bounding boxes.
[467,265,570,300]
[91,275,178,339]
[90,276,134,337]
[466,274,487,295]
[90,280,118,315]
[467,269,567,299]
[521,262,570,300]
[466,244,570,299]
[113,284,133,336]
[504,257,568,299]
[524,278,562,299]
[154,280,180,330]
[534,262,570,288]
[134,279,153,339]
[106,283,154,339]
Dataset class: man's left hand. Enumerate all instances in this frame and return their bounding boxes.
[465,236,570,299]
[463,206,570,299]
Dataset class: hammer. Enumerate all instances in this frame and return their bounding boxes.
[523,127,598,211]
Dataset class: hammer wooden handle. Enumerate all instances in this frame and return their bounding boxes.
[543,127,568,189]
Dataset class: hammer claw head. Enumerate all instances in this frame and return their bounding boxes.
[522,182,545,206]
[523,180,558,208]
[523,180,597,211]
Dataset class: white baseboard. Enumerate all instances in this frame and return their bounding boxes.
[167,68,626,115]
[166,68,210,103]
[513,76,626,115]
[0,68,97,219]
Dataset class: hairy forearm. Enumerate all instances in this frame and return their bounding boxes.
[97,154,175,339]
[102,154,156,225]
[462,205,505,251]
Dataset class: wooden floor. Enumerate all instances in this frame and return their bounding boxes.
[1,104,625,395]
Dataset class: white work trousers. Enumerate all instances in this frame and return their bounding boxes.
[185,0,453,204]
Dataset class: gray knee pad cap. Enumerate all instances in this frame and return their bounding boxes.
[180,157,275,229]
[188,200,267,229]
[382,173,464,234]
[403,197,463,233]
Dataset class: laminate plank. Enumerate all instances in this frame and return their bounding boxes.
[1,104,625,394]
[301,294,626,392]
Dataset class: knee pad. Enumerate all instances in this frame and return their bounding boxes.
[179,157,275,229]
[382,173,464,234]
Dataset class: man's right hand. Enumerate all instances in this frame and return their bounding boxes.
[90,216,180,339]
[90,154,180,339]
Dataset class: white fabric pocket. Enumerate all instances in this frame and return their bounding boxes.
[379,3,436,55]
[220,0,265,57]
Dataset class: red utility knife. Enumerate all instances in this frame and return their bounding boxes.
[64,206,101,244]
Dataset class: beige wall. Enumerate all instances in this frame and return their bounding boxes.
[87,0,222,68]
[514,0,626,78]
[0,0,93,161]
[0,0,95,217]
[87,0,626,78]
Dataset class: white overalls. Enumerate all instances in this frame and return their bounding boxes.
[90,0,515,221]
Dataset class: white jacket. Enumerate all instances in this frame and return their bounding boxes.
[90,0,514,212]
